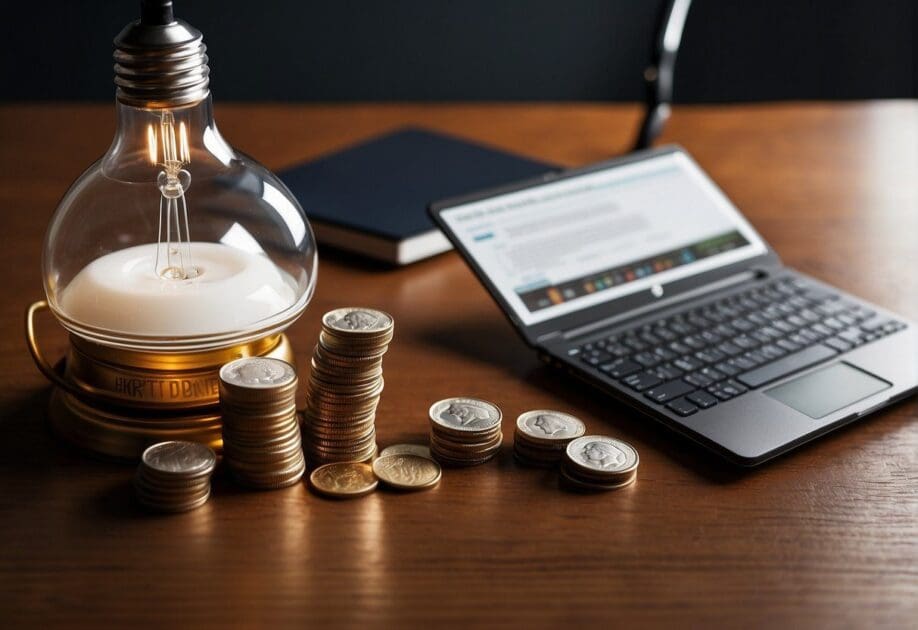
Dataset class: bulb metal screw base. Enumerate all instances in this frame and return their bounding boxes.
[113,3,210,109]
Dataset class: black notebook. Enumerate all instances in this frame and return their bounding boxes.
[279,127,555,265]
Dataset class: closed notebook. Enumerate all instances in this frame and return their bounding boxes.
[278,127,554,265]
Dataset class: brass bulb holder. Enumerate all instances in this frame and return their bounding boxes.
[26,300,296,460]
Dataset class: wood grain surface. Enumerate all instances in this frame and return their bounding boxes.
[0,102,916,628]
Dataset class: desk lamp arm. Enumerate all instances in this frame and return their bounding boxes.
[634,0,693,151]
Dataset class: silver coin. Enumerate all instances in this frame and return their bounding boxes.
[565,436,639,474]
[220,357,296,389]
[323,308,393,333]
[516,410,586,441]
[141,441,217,476]
[378,443,432,459]
[429,397,501,432]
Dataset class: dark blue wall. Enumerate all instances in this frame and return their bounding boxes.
[2,0,914,102]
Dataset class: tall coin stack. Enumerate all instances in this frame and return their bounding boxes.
[428,397,503,466]
[560,435,639,491]
[302,308,394,467]
[134,441,217,513]
[513,410,586,467]
[219,357,306,489]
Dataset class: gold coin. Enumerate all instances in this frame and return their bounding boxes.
[372,454,441,491]
[378,443,432,459]
[309,462,378,498]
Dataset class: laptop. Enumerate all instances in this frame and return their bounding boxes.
[429,146,918,466]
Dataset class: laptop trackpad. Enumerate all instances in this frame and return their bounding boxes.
[765,362,891,419]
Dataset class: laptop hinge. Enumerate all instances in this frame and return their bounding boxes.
[537,331,563,343]
[549,267,772,343]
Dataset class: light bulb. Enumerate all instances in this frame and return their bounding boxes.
[40,0,317,351]
[28,0,316,459]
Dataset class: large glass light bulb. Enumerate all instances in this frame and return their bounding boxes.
[41,1,317,352]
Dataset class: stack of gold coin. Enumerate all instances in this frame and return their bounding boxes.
[134,441,216,513]
[302,308,394,467]
[219,357,306,489]
[428,397,503,466]
[560,435,639,491]
[513,410,586,467]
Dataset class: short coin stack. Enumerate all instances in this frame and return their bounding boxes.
[513,410,586,466]
[219,357,306,489]
[134,441,217,513]
[560,435,639,491]
[428,397,503,466]
[302,308,394,467]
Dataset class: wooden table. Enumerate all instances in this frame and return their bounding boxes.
[1,103,916,628]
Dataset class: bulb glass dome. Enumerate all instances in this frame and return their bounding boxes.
[43,97,317,352]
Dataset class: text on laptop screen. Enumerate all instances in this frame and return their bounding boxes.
[438,151,769,326]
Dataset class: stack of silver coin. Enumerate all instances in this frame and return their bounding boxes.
[513,410,586,466]
[219,357,306,489]
[428,397,503,466]
[302,308,394,467]
[134,441,217,512]
[560,435,639,491]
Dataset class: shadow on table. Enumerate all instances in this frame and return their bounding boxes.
[0,387,157,520]
[522,362,913,482]
[414,315,531,374]
[315,243,397,273]
[414,315,751,481]
[0,388,81,470]
[521,364,754,484]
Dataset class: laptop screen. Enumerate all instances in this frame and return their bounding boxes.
[437,150,769,326]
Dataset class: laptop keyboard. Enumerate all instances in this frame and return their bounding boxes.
[571,276,907,417]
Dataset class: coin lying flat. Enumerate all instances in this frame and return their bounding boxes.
[220,357,296,389]
[565,436,639,476]
[309,462,378,498]
[516,410,585,442]
[513,410,586,467]
[322,308,394,334]
[429,398,501,433]
[372,454,441,491]
[378,444,432,459]
[142,441,217,477]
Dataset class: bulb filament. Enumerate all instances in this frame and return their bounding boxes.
[148,111,195,280]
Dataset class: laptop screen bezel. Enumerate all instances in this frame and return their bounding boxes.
[428,145,781,347]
